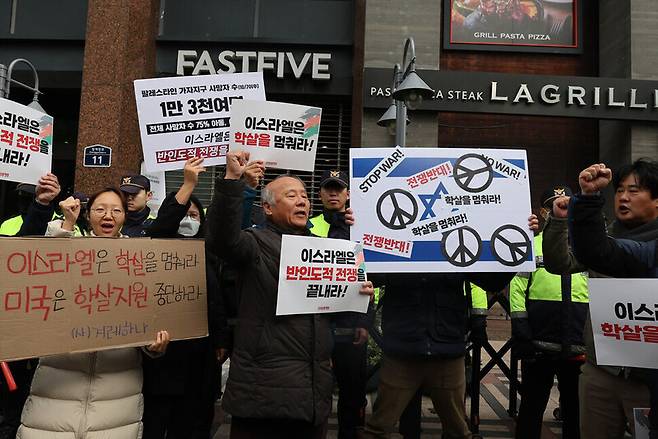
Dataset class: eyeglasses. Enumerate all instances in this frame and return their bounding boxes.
[91,207,125,217]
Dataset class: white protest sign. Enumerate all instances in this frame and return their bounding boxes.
[230,100,321,172]
[350,147,534,273]
[140,161,166,216]
[0,98,53,185]
[276,235,369,316]
[133,73,265,172]
[589,278,658,369]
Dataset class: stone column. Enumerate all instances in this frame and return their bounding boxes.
[74,0,159,195]
[629,0,658,161]
[360,0,441,147]
[599,0,658,171]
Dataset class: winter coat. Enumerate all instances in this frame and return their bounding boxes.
[206,178,333,425]
[17,219,148,439]
[17,350,145,439]
[121,207,154,237]
[543,210,658,375]
[372,272,512,358]
[140,191,220,399]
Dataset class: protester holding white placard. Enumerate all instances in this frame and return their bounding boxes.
[544,159,658,439]
[361,216,539,439]
[308,169,374,438]
[206,150,373,438]
[568,160,658,439]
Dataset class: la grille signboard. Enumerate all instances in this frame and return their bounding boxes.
[364,68,658,122]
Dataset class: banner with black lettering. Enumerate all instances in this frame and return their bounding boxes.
[0,98,53,185]
[276,235,368,315]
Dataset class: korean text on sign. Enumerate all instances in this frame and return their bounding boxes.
[230,100,322,172]
[0,238,208,362]
[134,73,265,172]
[276,235,368,316]
[0,97,54,185]
[589,278,658,369]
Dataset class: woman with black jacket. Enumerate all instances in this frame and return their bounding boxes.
[141,157,262,439]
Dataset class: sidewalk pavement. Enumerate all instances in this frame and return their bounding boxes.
[211,316,568,438]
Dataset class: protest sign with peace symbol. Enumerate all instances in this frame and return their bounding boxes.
[350,147,535,273]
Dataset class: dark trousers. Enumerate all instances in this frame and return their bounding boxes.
[143,392,216,439]
[230,417,328,439]
[398,390,422,439]
[333,340,368,439]
[515,356,582,439]
[0,360,35,439]
[648,369,658,439]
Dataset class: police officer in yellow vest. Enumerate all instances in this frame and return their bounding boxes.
[0,183,36,236]
[309,169,373,439]
[511,185,588,439]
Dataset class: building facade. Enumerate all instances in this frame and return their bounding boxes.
[0,0,656,219]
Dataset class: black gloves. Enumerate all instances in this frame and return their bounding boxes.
[469,315,489,346]
[512,318,536,360]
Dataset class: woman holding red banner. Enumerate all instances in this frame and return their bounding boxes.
[16,187,170,439]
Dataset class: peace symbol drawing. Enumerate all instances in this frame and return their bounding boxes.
[440,226,483,267]
[376,189,418,230]
[453,154,494,193]
[490,224,532,266]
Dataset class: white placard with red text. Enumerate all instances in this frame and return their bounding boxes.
[276,235,369,316]
[230,100,321,172]
[134,73,265,172]
[0,98,53,185]
[589,278,658,369]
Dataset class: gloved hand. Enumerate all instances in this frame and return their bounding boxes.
[469,315,488,346]
[513,340,536,360]
[512,318,535,359]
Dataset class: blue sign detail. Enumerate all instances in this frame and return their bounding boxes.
[506,158,526,170]
[418,182,449,221]
[83,145,112,168]
[363,240,533,262]
[352,156,519,178]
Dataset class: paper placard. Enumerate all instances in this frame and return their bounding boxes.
[0,238,207,361]
[276,235,369,315]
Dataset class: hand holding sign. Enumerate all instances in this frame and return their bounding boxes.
[345,207,355,226]
[359,281,374,302]
[244,160,266,188]
[35,173,61,206]
[579,163,612,195]
[528,214,539,232]
[225,150,251,180]
[59,196,81,232]
[145,330,171,354]
[183,157,206,187]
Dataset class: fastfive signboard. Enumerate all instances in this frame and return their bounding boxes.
[350,147,535,273]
